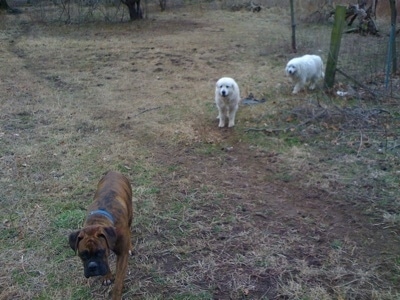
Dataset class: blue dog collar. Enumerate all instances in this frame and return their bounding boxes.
[88,209,114,224]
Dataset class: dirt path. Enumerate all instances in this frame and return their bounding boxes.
[134,134,400,298]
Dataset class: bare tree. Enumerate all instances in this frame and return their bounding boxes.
[159,0,166,11]
[388,0,397,74]
[121,0,142,20]
[371,0,378,18]
[0,0,21,13]
[0,0,10,10]
[289,0,296,52]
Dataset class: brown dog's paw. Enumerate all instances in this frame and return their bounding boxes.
[129,244,134,256]
[102,273,114,286]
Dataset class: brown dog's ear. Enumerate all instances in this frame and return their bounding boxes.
[69,230,82,253]
[100,227,117,250]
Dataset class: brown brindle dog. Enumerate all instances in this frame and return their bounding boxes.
[69,171,133,300]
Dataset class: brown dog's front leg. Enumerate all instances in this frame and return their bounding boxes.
[112,252,129,300]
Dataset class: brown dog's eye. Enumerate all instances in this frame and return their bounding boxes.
[80,250,89,260]
[96,250,105,257]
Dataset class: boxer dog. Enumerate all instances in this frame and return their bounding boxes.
[69,171,133,300]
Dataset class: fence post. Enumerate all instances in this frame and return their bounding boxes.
[289,0,296,52]
[325,5,346,89]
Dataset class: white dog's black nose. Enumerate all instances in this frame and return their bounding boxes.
[221,91,226,96]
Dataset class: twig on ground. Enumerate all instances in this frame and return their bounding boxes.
[357,130,363,156]
[388,144,400,150]
[254,213,268,219]
[129,106,162,118]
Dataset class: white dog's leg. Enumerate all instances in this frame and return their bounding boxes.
[292,82,302,94]
[309,79,316,90]
[218,108,226,127]
[218,116,226,127]
[293,77,307,94]
[228,105,238,127]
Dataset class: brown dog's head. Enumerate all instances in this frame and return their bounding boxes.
[69,225,117,278]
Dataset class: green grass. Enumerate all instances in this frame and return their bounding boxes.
[53,210,86,229]
[1,4,400,300]
[330,239,343,250]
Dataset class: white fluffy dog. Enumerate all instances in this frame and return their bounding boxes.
[285,54,325,94]
[215,77,241,128]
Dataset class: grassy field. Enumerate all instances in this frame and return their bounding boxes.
[1,2,400,299]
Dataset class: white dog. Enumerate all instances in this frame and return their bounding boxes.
[285,54,324,94]
[215,77,241,128]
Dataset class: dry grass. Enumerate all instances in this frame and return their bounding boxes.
[1,2,400,300]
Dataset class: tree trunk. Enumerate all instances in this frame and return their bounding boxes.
[121,0,142,20]
[0,0,21,14]
[389,0,397,74]
[0,0,11,10]
[325,5,346,88]
[159,0,166,11]
[289,0,296,53]
[371,0,378,18]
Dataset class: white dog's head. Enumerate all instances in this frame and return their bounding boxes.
[216,77,236,98]
[285,64,297,76]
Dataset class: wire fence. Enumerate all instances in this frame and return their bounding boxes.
[7,0,399,98]
[335,30,399,99]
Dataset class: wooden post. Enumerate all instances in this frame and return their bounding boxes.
[385,0,397,89]
[325,5,346,88]
[289,0,296,53]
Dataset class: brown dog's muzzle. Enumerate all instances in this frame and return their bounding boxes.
[84,260,109,278]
